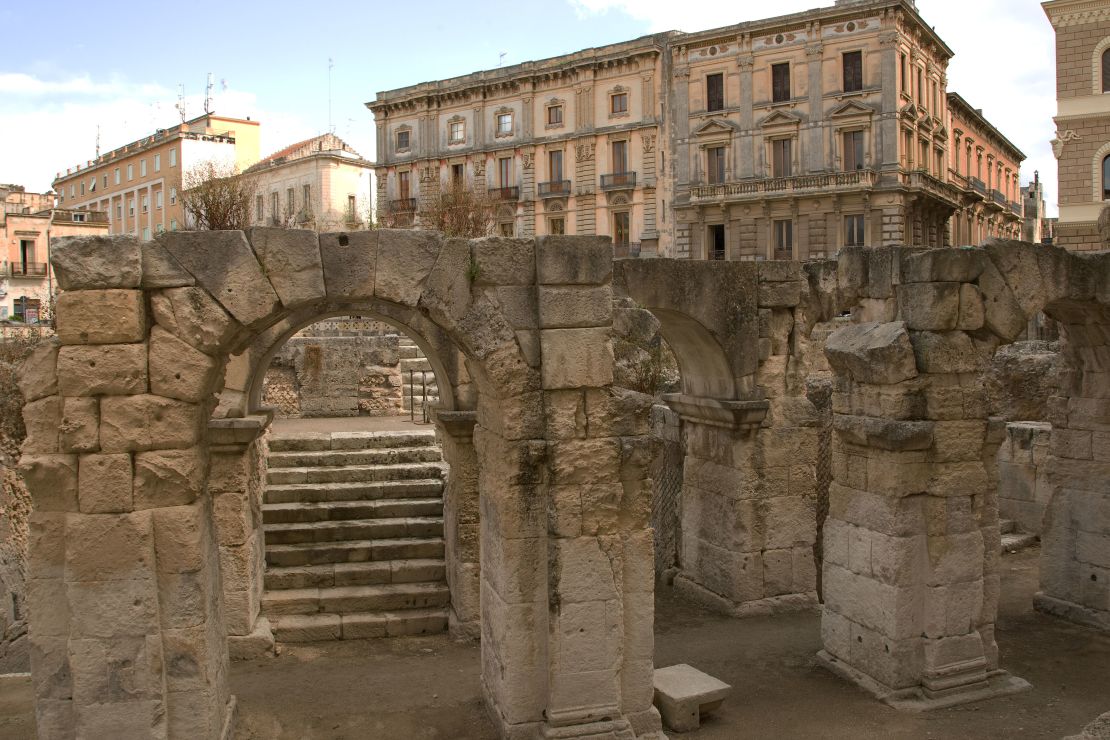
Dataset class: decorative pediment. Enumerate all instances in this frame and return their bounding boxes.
[758,110,801,129]
[829,100,875,119]
[898,102,920,121]
[692,118,740,137]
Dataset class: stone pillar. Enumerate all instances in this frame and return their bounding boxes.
[434,410,481,639]
[207,417,274,658]
[21,279,234,737]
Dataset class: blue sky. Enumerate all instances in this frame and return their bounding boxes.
[1,0,1059,215]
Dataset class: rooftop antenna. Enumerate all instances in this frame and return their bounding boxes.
[328,58,335,134]
[498,52,507,67]
[175,84,186,123]
[95,125,101,158]
[204,73,214,114]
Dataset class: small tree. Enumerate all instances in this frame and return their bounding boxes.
[417,183,497,238]
[181,159,257,231]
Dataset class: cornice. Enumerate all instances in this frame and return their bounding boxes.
[1043,0,1110,28]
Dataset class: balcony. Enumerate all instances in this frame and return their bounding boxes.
[991,189,1007,205]
[601,172,637,190]
[984,189,1005,211]
[691,170,875,202]
[489,186,520,201]
[968,177,987,196]
[390,198,416,212]
[538,180,572,198]
[905,170,963,209]
[1010,200,1024,217]
[5,262,48,278]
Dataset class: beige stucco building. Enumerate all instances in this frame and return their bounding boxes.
[1044,0,1110,249]
[52,113,260,241]
[244,133,374,231]
[369,0,1022,257]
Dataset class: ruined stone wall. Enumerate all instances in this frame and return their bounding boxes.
[997,422,1052,534]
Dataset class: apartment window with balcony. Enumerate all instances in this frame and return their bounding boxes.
[547,104,563,126]
[549,150,563,181]
[549,217,565,235]
[773,219,793,260]
[497,157,513,190]
[398,170,411,200]
[843,130,864,171]
[497,112,513,136]
[706,73,724,112]
[396,129,410,151]
[449,120,465,144]
[771,138,792,178]
[140,159,147,177]
[127,164,134,181]
[169,148,177,167]
[256,195,264,222]
[845,214,865,247]
[843,51,863,93]
[613,211,630,245]
[708,224,725,260]
[610,91,628,116]
[154,153,161,172]
[612,140,628,174]
[772,63,791,102]
[707,146,726,184]
[115,168,121,185]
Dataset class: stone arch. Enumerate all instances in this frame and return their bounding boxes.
[1089,140,1110,203]
[1092,35,1110,94]
[24,230,663,738]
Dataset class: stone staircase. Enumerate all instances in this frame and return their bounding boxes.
[398,337,440,414]
[262,429,450,642]
[1000,518,1038,554]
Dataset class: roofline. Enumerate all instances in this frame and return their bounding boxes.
[947,91,1027,161]
[244,150,374,175]
[185,112,260,127]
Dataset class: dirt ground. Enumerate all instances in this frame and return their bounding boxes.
[0,547,1107,739]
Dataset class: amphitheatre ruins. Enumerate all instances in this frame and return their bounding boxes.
[2,228,1110,738]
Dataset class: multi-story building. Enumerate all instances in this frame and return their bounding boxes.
[52,113,260,241]
[243,133,374,231]
[1,188,108,320]
[1043,0,1110,250]
[946,93,1025,245]
[369,0,1023,258]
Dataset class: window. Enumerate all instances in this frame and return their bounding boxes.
[103,175,108,188]
[156,224,164,234]
[772,63,791,102]
[114,168,120,185]
[142,227,151,241]
[170,219,178,231]
[610,91,628,115]
[398,171,410,200]
[140,159,147,177]
[497,113,513,135]
[256,195,264,222]
[845,215,865,246]
[116,203,122,219]
[451,163,464,186]
[843,51,863,93]
[70,185,75,198]
[170,187,177,205]
[707,146,726,184]
[547,105,563,126]
[772,138,792,178]
[498,156,512,187]
[613,211,630,245]
[549,150,563,181]
[127,164,133,181]
[549,217,565,235]
[1104,49,1110,93]
[73,212,87,223]
[154,153,161,172]
[708,224,726,260]
[286,187,295,216]
[129,199,135,216]
[900,53,908,94]
[347,195,357,220]
[271,192,279,219]
[169,148,177,167]
[774,219,793,259]
[916,68,923,103]
[396,129,410,150]
[706,73,724,112]
[141,194,149,213]
[499,222,514,237]
[612,140,628,173]
[449,120,465,143]
[303,185,311,210]
[843,130,864,171]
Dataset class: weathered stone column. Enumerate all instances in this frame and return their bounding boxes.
[434,410,481,639]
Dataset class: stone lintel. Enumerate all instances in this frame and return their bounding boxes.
[207,414,273,450]
[662,393,768,430]
[833,414,935,450]
[434,409,478,439]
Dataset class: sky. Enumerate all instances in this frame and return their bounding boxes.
[1,0,1058,213]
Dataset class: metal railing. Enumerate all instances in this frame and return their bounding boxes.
[408,370,431,424]
[692,169,874,200]
[906,170,963,207]
[991,189,1007,205]
[390,198,416,212]
[613,242,641,258]
[5,262,48,277]
[538,180,571,198]
[488,186,520,200]
[1010,200,1024,216]
[969,177,987,195]
[601,172,637,190]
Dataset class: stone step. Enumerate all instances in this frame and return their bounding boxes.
[1000,519,1016,535]
[267,446,443,469]
[265,537,445,567]
[401,382,440,395]
[400,357,433,373]
[401,398,441,411]
[263,498,443,524]
[268,430,437,453]
[270,607,448,642]
[1001,532,1038,554]
[265,479,444,505]
[263,582,450,616]
[398,345,421,359]
[266,461,446,486]
[264,516,444,545]
[265,558,446,590]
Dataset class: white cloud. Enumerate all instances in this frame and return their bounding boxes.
[570,0,1060,216]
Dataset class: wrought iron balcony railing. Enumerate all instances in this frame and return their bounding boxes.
[538,180,572,198]
[991,189,1006,205]
[5,262,48,277]
[600,172,637,190]
[969,177,987,195]
[488,186,520,200]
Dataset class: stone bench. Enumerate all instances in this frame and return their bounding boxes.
[653,663,732,732]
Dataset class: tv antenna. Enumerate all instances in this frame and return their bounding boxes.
[498,52,507,67]
[204,72,214,114]
[328,58,335,134]
[175,84,186,122]
[95,125,101,158]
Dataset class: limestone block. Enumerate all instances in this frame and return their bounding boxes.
[553,537,620,603]
[29,511,68,579]
[70,635,163,705]
[141,241,195,288]
[319,230,376,298]
[420,237,473,329]
[901,249,986,283]
[51,234,142,289]
[158,570,212,630]
[16,339,59,402]
[472,236,535,285]
[150,286,240,354]
[552,600,622,672]
[536,235,613,285]
[585,387,654,439]
[495,286,538,330]
[547,668,621,721]
[78,453,134,513]
[22,395,62,453]
[898,282,960,331]
[57,343,148,396]
[19,455,78,511]
[652,664,731,733]
[538,285,613,329]
[30,636,74,701]
[957,284,985,331]
[375,228,442,306]
[549,438,621,485]
[540,327,615,389]
[64,510,155,582]
[864,247,895,299]
[34,699,75,739]
[55,289,146,345]
[976,260,1028,342]
[148,325,218,402]
[910,331,983,374]
[824,322,917,385]
[212,491,252,547]
[60,397,99,453]
[133,448,206,509]
[159,230,281,327]
[27,578,69,637]
[984,239,1066,317]
[833,414,933,451]
[758,280,807,308]
[247,227,325,308]
[99,395,201,452]
[153,505,209,574]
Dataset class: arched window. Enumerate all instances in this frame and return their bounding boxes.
[1103,48,1110,92]
[1103,154,1110,199]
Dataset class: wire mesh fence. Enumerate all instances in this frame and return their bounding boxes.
[651,424,684,575]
